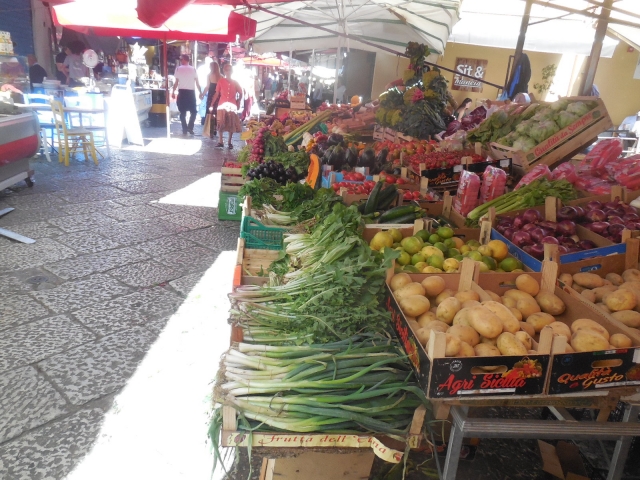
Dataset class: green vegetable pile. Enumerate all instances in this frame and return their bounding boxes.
[465,178,578,225]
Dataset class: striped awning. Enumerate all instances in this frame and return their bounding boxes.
[236,0,461,56]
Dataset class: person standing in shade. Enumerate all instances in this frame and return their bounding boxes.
[210,63,243,149]
[62,41,88,87]
[454,98,473,121]
[201,60,221,138]
[55,47,67,84]
[172,54,202,135]
[312,81,324,110]
[27,55,47,89]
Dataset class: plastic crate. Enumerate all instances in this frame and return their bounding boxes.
[240,216,284,250]
[218,191,242,221]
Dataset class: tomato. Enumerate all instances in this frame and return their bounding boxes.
[332,184,340,191]
[412,191,421,199]
[403,192,414,200]
[356,186,366,194]
[396,177,407,185]
[385,175,396,184]
[353,173,365,181]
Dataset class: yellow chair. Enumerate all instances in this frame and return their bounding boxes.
[50,100,98,166]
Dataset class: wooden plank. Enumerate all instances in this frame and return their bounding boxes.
[432,401,451,420]
[409,404,427,436]
[236,238,245,266]
[540,260,558,294]
[625,238,640,271]
[458,258,477,292]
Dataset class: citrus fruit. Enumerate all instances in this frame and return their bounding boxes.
[414,229,430,242]
[454,255,464,261]
[400,236,422,255]
[428,234,441,244]
[499,257,519,272]
[387,228,403,243]
[481,255,497,271]
[411,253,426,265]
[370,231,393,251]
[443,238,456,249]
[423,266,443,273]
[397,250,411,266]
[478,245,493,257]
[443,258,460,273]
[433,242,448,254]
[447,248,461,258]
[421,246,443,257]
[403,265,420,273]
[451,237,464,249]
[488,240,509,262]
[459,245,471,255]
[427,255,444,270]
[414,261,428,271]
[436,226,454,239]
[467,240,481,248]
[467,250,482,261]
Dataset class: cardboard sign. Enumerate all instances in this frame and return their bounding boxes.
[452,58,488,92]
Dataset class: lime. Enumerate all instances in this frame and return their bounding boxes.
[433,242,448,254]
[397,250,411,266]
[499,257,519,272]
[400,237,423,255]
[447,248,461,258]
[427,255,444,270]
[454,255,464,261]
[466,239,481,248]
[394,265,404,273]
[443,238,456,249]
[403,265,420,273]
[387,228,404,243]
[411,253,426,265]
[460,245,471,255]
[392,242,401,248]
[478,262,490,273]
[481,255,497,271]
[414,229,430,242]
[428,234,441,244]
[436,226,454,239]
[467,250,482,262]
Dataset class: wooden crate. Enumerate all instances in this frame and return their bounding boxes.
[490,97,613,173]
[233,238,277,289]
[221,166,246,193]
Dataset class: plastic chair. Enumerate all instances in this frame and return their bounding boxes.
[24,93,55,162]
[50,100,98,166]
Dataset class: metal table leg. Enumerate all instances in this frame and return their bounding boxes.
[607,405,640,480]
[442,408,466,480]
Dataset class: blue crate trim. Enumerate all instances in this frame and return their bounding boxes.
[490,228,627,272]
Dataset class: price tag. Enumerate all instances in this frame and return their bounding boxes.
[500,159,510,167]
[453,165,463,172]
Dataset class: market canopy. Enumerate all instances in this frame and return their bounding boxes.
[51,1,256,42]
[235,0,461,56]
[605,0,640,51]
[449,0,620,57]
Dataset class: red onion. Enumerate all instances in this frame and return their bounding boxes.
[542,236,559,245]
[522,209,542,225]
[529,244,545,259]
[496,223,508,235]
[604,200,621,210]
[588,221,610,234]
[585,200,603,210]
[538,220,558,231]
[497,216,513,227]
[578,240,597,250]
[556,220,577,236]
[623,213,640,222]
[570,235,581,243]
[522,245,533,255]
[608,216,624,225]
[557,245,569,254]
[530,227,546,243]
[622,205,638,215]
[625,221,638,231]
[522,223,538,233]
[609,224,626,237]
[560,237,576,246]
[612,232,623,243]
[557,206,578,222]
[512,215,524,230]
[512,231,532,247]
[503,228,516,240]
[585,209,607,223]
[574,206,585,218]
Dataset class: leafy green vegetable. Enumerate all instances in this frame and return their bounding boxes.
[275,182,314,211]
[529,119,559,143]
[513,135,537,152]
[566,101,590,117]
[555,111,579,129]
[264,150,310,175]
[238,177,279,206]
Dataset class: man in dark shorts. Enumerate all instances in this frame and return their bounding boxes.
[171,54,202,135]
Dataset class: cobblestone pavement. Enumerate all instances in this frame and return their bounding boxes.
[0,122,239,479]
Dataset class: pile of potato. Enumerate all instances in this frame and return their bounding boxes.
[390,272,633,357]
[561,269,640,333]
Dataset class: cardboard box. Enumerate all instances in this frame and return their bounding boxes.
[290,95,306,110]
[538,441,589,480]
[384,128,397,142]
[373,124,385,141]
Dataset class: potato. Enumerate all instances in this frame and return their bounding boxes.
[573,272,604,289]
[605,289,637,312]
[570,318,610,341]
[565,344,575,353]
[434,289,454,306]
[611,310,640,328]
[592,285,618,302]
[482,301,520,334]
[461,300,481,309]
[423,320,449,333]
[415,328,431,346]
[581,290,596,303]
[502,297,516,308]
[399,295,431,317]
[520,321,535,337]
[517,299,542,320]
[509,307,523,321]
[536,291,566,315]
[516,274,540,296]
[504,289,536,304]
[610,333,633,348]
[622,268,640,283]
[430,306,438,314]
[515,331,533,350]
[390,273,412,292]
[395,282,426,300]
[408,320,420,331]
[497,332,528,356]
[445,333,461,357]
[455,290,480,303]
[447,324,480,346]
[452,308,472,327]
[486,291,502,303]
[559,273,573,287]
[458,341,475,357]
[603,279,613,286]
[572,284,585,294]
[468,306,503,339]
[526,312,555,332]
[480,336,497,346]
[571,330,609,352]
[474,343,501,357]
[417,311,437,327]
[437,297,462,325]
[595,303,611,314]
[421,276,446,297]
[547,321,572,340]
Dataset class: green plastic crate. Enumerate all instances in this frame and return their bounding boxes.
[240,216,284,250]
[218,191,242,221]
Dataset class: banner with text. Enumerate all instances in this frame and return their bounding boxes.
[452,58,488,92]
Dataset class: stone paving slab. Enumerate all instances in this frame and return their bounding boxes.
[109,180,170,195]
[155,245,220,276]
[52,186,132,204]
[0,316,95,373]
[38,327,157,405]
[53,231,122,255]
[43,247,150,280]
[0,238,76,272]
[0,192,69,210]
[0,408,106,479]
[0,366,68,444]
[94,218,189,244]
[132,235,198,257]
[57,200,122,217]
[0,268,63,296]
[160,212,214,230]
[178,226,239,251]
[47,212,119,234]
[0,207,69,226]
[110,193,166,207]
[103,204,169,222]
[108,259,182,287]
[31,273,131,314]
[168,272,205,297]
[71,287,182,337]
[3,221,64,239]
[0,295,51,331]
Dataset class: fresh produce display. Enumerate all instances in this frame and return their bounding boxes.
[404,150,484,173]
[256,188,343,228]
[495,208,599,259]
[245,159,301,185]
[467,99,598,151]
[558,198,640,243]
[454,170,480,216]
[390,272,631,354]
[442,106,487,138]
[465,178,578,225]
[284,110,333,146]
[480,166,508,203]
[561,270,640,335]
[370,226,519,273]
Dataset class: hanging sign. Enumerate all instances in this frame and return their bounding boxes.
[452,58,488,92]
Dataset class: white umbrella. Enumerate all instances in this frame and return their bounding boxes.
[236,0,461,57]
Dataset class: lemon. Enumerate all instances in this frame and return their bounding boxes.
[466,240,481,248]
[423,266,443,273]
[460,245,471,255]
[370,231,394,251]
[403,265,420,273]
[422,246,444,258]
[478,262,490,273]
[478,245,493,257]
[388,228,404,243]
[488,239,509,262]
[400,237,423,255]
[397,250,411,266]
[414,261,428,271]
[443,258,460,273]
